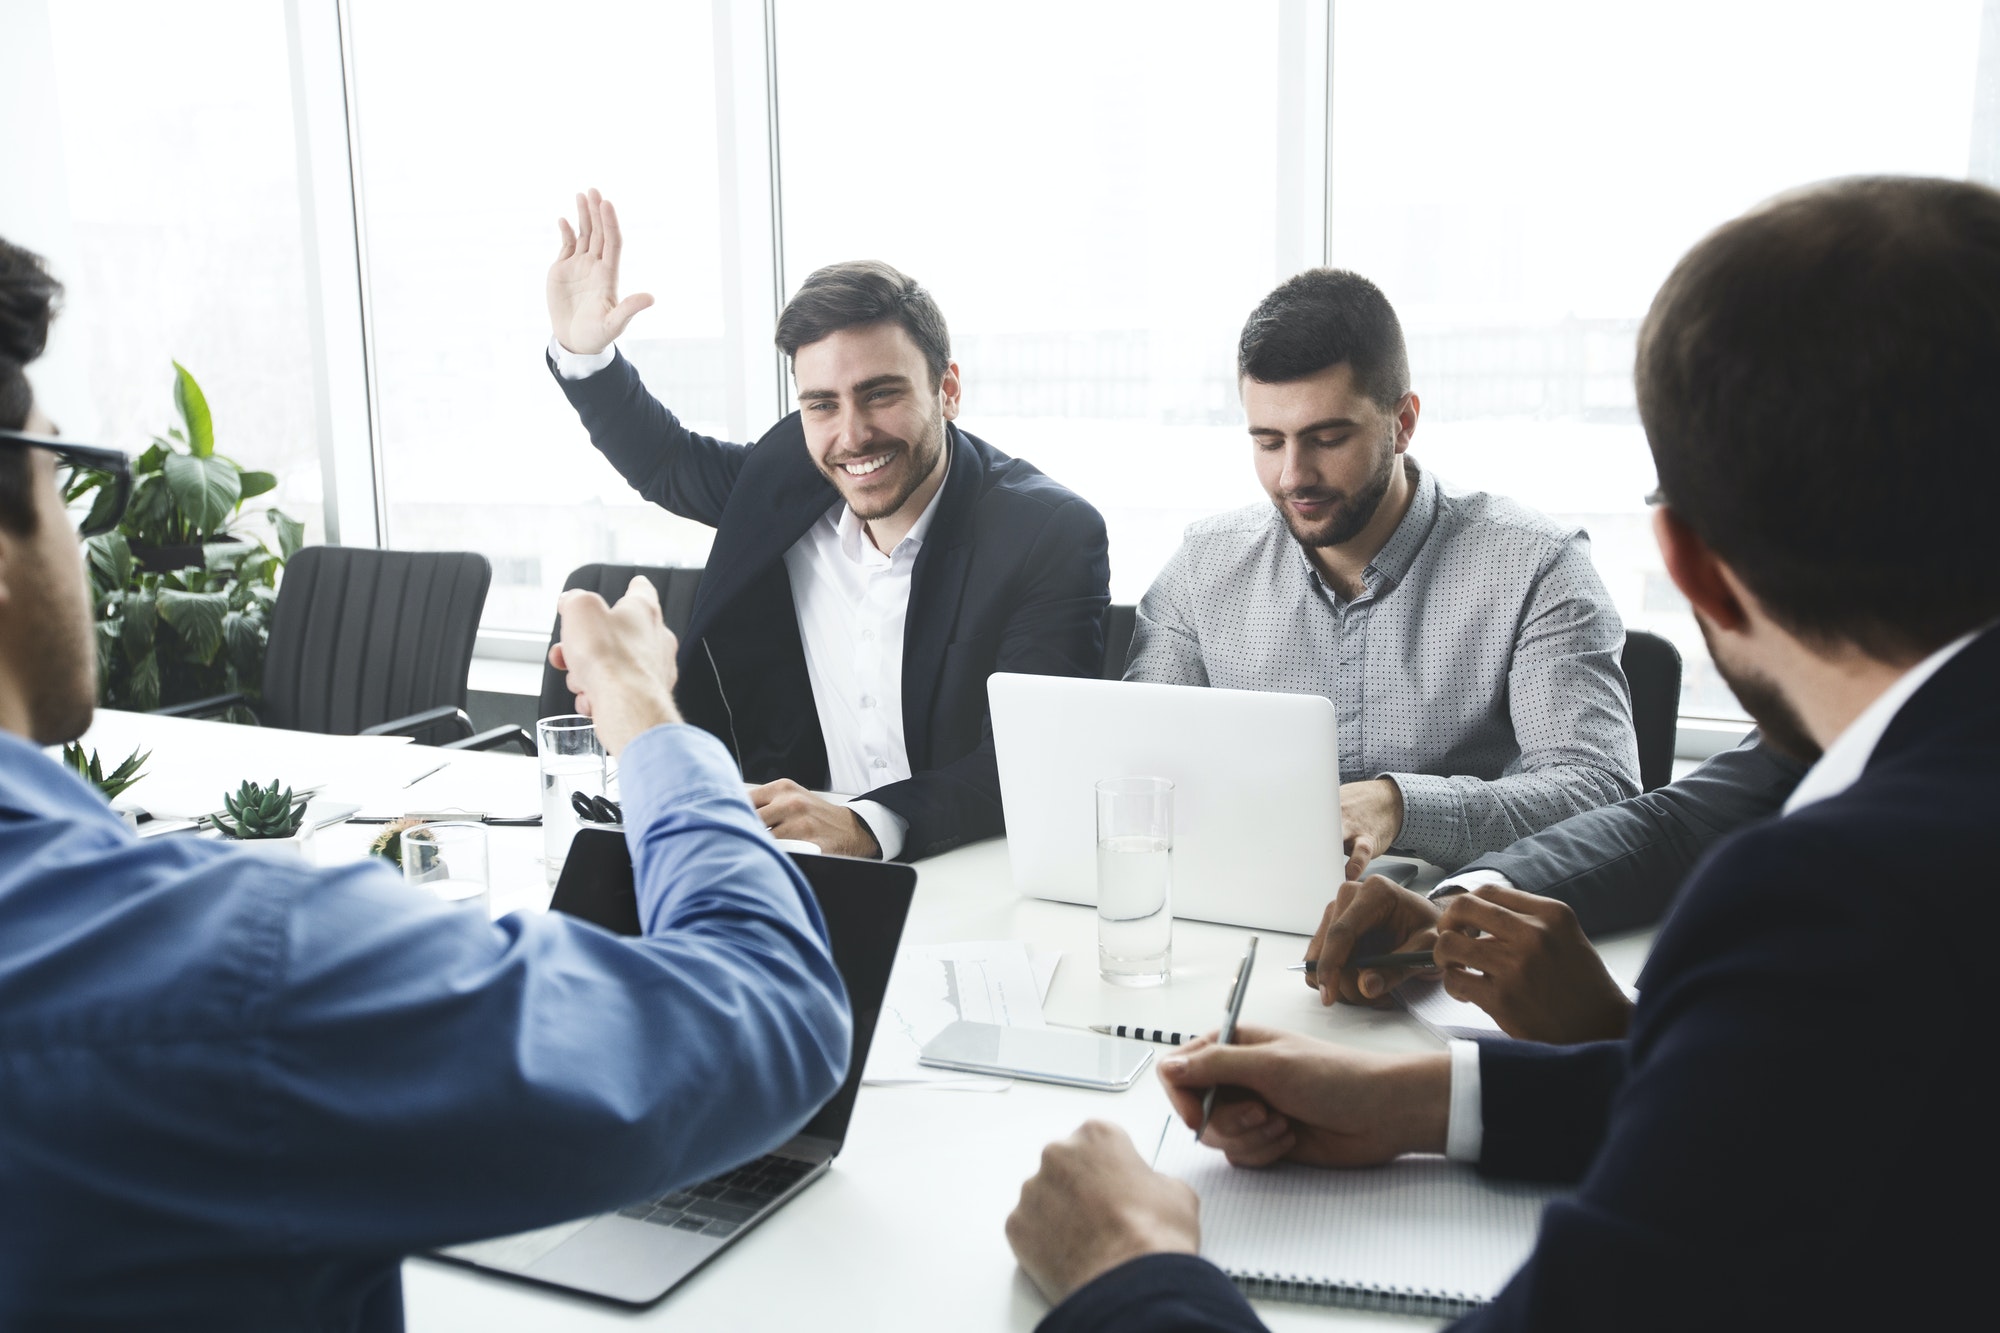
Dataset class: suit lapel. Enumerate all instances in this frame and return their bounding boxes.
[686,412,837,647]
[900,427,982,765]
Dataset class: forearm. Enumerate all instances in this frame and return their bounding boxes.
[547,349,744,523]
[1389,762,1638,871]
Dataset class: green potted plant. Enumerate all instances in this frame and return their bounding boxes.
[213,778,313,856]
[78,363,304,716]
[60,743,150,802]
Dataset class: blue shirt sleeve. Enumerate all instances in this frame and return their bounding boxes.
[252,723,851,1250]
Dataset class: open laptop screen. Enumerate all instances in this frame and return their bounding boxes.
[549,828,914,1149]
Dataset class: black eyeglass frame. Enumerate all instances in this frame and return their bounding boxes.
[0,429,133,537]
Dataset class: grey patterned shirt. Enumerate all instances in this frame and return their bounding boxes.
[1124,460,1640,870]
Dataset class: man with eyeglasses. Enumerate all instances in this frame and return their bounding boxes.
[0,237,853,1330]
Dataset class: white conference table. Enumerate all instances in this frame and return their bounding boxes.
[72,711,1654,1333]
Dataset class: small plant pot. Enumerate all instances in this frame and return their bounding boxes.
[220,822,316,859]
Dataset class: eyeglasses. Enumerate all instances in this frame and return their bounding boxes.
[1643,486,1666,507]
[0,429,133,537]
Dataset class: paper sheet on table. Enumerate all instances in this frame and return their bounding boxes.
[61,715,443,821]
[863,941,1055,1090]
[1396,978,1505,1041]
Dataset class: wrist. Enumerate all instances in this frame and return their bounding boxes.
[1386,1051,1452,1156]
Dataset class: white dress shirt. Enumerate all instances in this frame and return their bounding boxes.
[1440,625,1985,1162]
[552,337,936,859]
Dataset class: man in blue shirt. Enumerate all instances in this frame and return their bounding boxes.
[0,237,852,1330]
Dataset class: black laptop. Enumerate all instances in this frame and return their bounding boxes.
[433,826,916,1306]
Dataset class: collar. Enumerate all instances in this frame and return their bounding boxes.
[1291,457,1437,592]
[828,430,953,564]
[1782,625,1987,816]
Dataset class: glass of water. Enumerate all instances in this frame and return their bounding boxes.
[538,714,607,885]
[403,821,491,916]
[1096,776,1173,986]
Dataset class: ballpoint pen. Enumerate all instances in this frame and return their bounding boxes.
[1196,935,1258,1141]
[1289,951,1436,972]
[1091,1024,1193,1046]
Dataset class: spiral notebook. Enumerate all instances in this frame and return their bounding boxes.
[1153,1123,1566,1317]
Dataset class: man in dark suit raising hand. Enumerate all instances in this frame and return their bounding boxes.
[545,189,1110,860]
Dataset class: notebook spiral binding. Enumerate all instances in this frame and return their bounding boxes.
[1232,1273,1482,1318]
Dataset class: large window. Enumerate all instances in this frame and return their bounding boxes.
[347,0,730,632]
[1329,0,1987,715]
[9,0,323,543]
[778,0,1323,600]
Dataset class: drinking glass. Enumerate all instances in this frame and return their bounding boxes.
[538,714,607,885]
[403,821,491,916]
[1096,776,1173,986]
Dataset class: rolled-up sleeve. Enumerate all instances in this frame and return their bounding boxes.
[1388,535,1640,869]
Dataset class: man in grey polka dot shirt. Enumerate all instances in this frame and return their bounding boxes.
[1124,270,1640,871]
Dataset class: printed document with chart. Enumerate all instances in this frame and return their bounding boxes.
[863,941,1060,1088]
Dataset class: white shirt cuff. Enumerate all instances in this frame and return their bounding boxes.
[1429,867,1516,903]
[1445,1038,1484,1163]
[548,336,617,380]
[847,798,907,861]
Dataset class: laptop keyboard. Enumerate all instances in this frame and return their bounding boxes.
[614,1154,819,1238]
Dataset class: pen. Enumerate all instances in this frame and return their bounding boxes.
[1196,935,1258,1141]
[1289,951,1436,972]
[1092,1024,1192,1046]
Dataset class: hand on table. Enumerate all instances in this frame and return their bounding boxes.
[1435,884,1634,1043]
[547,576,681,755]
[1157,1024,1450,1169]
[1005,1120,1199,1306]
[547,188,654,356]
[1339,780,1404,866]
[1302,873,1441,1007]
[748,780,882,858]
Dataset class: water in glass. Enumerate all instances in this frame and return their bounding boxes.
[1098,834,1172,985]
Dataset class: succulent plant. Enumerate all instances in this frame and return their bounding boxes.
[61,743,151,802]
[215,778,308,840]
[369,816,426,867]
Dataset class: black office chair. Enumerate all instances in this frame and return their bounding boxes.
[535,563,707,722]
[1101,603,1137,680]
[156,545,493,747]
[1621,629,1683,792]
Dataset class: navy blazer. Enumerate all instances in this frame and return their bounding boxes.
[553,352,1111,859]
[1041,625,1998,1332]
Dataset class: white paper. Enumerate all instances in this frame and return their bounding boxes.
[1396,977,1506,1041]
[863,941,1048,1088]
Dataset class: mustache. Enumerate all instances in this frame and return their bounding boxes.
[1281,489,1347,505]
[825,441,905,467]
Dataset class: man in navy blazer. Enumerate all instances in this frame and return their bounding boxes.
[1004,177,2000,1329]
[544,190,1109,861]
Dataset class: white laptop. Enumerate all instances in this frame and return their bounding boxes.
[988,673,1343,934]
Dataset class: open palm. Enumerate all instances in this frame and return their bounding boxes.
[546,188,654,356]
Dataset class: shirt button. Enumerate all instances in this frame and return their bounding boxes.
[861,629,875,641]
[859,695,876,709]
[873,758,889,770]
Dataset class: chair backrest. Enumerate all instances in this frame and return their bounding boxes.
[538,564,706,721]
[260,546,491,736]
[1621,628,1683,792]
[1102,603,1137,680]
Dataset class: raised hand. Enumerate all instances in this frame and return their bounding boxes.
[546,188,655,356]
[548,576,681,755]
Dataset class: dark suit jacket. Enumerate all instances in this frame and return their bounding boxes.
[1468,731,1807,936]
[1041,625,1998,1333]
[553,352,1110,859]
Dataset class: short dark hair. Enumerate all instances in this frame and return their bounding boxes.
[1637,176,2000,661]
[0,237,63,534]
[1237,268,1410,406]
[774,260,951,389]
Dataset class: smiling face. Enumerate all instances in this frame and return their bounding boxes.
[1244,361,1414,550]
[793,322,959,524]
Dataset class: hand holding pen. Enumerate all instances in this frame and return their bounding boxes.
[1300,872,1444,1008]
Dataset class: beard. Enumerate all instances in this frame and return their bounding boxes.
[817,402,948,522]
[1696,614,1823,765]
[1274,430,1397,549]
